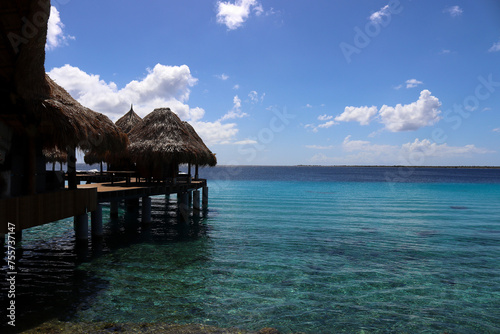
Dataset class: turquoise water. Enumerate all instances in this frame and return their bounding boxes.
[2,167,500,333]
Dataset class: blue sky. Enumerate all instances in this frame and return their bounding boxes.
[45,0,500,166]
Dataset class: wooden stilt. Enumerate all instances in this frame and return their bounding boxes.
[177,192,189,224]
[110,200,119,218]
[202,186,208,211]
[67,146,77,190]
[91,204,103,239]
[193,190,201,212]
[142,196,152,224]
[74,213,88,241]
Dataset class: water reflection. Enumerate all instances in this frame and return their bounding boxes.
[0,195,210,333]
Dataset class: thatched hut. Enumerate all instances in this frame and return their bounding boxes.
[116,105,143,134]
[128,108,211,179]
[43,147,67,171]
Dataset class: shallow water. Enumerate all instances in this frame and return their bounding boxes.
[1,167,500,333]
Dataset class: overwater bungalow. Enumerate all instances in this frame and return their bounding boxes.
[127,107,216,181]
[0,0,214,245]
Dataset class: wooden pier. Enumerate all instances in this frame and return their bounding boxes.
[0,173,209,245]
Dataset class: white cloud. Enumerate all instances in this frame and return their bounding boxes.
[233,84,240,90]
[317,121,336,129]
[493,128,500,133]
[48,63,238,145]
[216,0,261,30]
[216,73,229,80]
[190,120,239,145]
[439,49,451,55]
[393,84,403,90]
[406,79,423,88]
[318,114,333,121]
[219,95,249,121]
[401,138,493,156]
[379,90,441,132]
[248,90,265,103]
[444,6,463,17]
[46,6,74,51]
[336,90,441,132]
[311,136,493,165]
[369,5,390,23]
[305,145,334,150]
[234,139,258,145]
[335,106,378,125]
[488,39,500,52]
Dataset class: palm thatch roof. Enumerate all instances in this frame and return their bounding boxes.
[116,105,142,134]
[40,75,129,153]
[182,121,217,167]
[128,108,213,166]
[0,0,128,154]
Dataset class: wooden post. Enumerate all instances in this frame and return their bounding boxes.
[110,200,119,218]
[177,192,189,225]
[27,136,36,195]
[91,204,103,239]
[142,196,151,224]
[202,186,209,211]
[74,213,88,241]
[188,163,191,179]
[193,190,201,212]
[195,164,199,180]
[67,145,77,190]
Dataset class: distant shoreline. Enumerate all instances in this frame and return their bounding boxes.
[294,165,500,169]
[209,165,500,169]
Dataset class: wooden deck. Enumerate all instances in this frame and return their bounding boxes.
[1,177,207,234]
[77,179,207,202]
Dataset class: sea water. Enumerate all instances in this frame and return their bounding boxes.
[1,166,500,333]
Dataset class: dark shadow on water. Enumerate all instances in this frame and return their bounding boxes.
[0,197,210,333]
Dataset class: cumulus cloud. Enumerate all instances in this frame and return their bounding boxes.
[219,95,249,121]
[216,0,262,30]
[379,90,441,131]
[336,90,441,132]
[46,6,74,50]
[444,5,463,17]
[310,136,492,165]
[318,114,333,121]
[488,39,500,52]
[406,79,423,88]
[335,106,378,125]
[48,63,238,144]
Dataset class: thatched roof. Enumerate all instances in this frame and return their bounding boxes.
[39,75,129,152]
[128,108,211,166]
[116,105,142,134]
[0,0,128,154]
[43,147,67,164]
[183,121,217,167]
